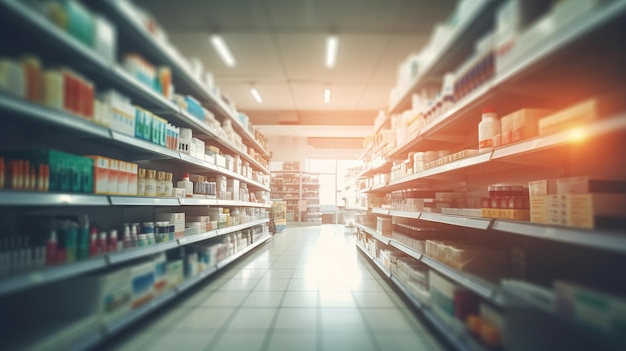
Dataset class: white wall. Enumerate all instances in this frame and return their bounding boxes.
[267,136,360,162]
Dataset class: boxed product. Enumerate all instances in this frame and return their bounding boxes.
[548,194,567,226]
[565,194,626,229]
[152,254,168,296]
[87,156,109,194]
[539,94,626,135]
[85,267,132,325]
[156,211,185,238]
[130,261,156,309]
[227,179,240,201]
[556,176,626,195]
[0,58,26,97]
[166,260,184,290]
[529,179,557,224]
[93,15,117,61]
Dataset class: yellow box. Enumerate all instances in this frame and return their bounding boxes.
[566,194,626,229]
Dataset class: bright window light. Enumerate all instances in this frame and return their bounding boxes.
[250,88,263,103]
[324,88,331,103]
[326,35,338,68]
[210,35,236,67]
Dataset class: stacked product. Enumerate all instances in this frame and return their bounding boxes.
[390,254,430,303]
[426,240,507,276]
[529,176,626,229]
[481,185,530,220]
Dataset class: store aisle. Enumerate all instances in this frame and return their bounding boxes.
[103,225,447,351]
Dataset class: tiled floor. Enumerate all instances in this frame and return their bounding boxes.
[102,225,447,351]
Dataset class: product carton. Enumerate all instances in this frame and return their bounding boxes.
[89,268,132,325]
[87,156,109,194]
[565,193,626,229]
[156,211,185,238]
[130,261,155,309]
[153,254,168,296]
[128,162,138,195]
[556,176,626,195]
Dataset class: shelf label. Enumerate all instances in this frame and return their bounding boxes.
[545,227,556,237]
[28,272,44,283]
[178,238,187,245]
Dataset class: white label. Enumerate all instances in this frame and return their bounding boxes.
[145,183,157,197]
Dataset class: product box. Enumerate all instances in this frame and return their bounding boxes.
[93,15,117,62]
[511,109,551,142]
[130,261,156,309]
[128,162,138,195]
[134,107,152,142]
[117,160,129,195]
[548,194,567,226]
[215,154,226,168]
[530,195,549,224]
[153,254,168,296]
[152,115,167,147]
[556,176,626,195]
[539,94,626,135]
[166,260,184,290]
[0,58,25,97]
[187,216,212,232]
[227,179,240,201]
[109,99,135,136]
[108,158,120,195]
[87,156,109,194]
[43,69,64,110]
[429,271,459,319]
[156,211,185,238]
[565,194,626,229]
[481,208,530,221]
[88,268,132,325]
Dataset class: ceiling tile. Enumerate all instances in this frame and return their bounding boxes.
[357,85,391,111]
[220,82,296,110]
[290,83,365,110]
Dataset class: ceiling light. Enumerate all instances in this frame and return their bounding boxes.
[210,35,236,67]
[250,88,263,103]
[326,35,338,68]
[324,88,331,104]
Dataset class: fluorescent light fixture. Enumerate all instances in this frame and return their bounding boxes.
[250,88,263,103]
[324,88,331,103]
[210,35,236,67]
[326,35,338,68]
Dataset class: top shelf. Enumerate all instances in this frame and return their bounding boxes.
[94,0,270,158]
[0,0,270,174]
[390,0,626,158]
[388,0,501,114]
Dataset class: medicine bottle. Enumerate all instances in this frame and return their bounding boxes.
[137,168,146,196]
[145,169,157,197]
[478,107,500,152]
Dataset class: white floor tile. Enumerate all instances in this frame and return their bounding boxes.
[264,268,294,279]
[350,279,386,292]
[320,308,367,333]
[268,331,318,351]
[353,291,398,308]
[282,291,319,307]
[231,268,269,279]
[362,308,417,331]
[319,291,356,307]
[173,308,234,330]
[287,279,319,291]
[227,308,276,330]
[374,331,444,351]
[242,291,285,307]
[322,332,377,351]
[253,278,291,291]
[274,308,318,330]
[199,291,249,307]
[211,332,265,351]
[146,331,214,351]
[218,277,261,291]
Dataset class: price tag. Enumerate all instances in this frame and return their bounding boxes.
[545,227,556,237]
[178,238,187,245]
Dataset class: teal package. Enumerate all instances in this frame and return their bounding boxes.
[82,156,94,193]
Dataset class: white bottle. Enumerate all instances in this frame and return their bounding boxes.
[177,173,193,198]
[145,170,157,197]
[478,107,500,153]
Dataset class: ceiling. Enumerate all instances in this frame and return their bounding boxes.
[135,0,457,138]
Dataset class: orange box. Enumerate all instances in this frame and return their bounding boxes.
[108,158,120,195]
[128,162,138,196]
[87,156,109,194]
[118,161,129,195]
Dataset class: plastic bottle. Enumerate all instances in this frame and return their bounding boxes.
[177,173,193,197]
[478,107,500,153]
[46,230,57,265]
[137,168,146,196]
[123,224,132,249]
[164,173,173,197]
[109,229,120,252]
[156,171,166,196]
[89,228,98,256]
[98,231,108,253]
[145,169,157,197]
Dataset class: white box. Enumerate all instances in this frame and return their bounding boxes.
[156,211,185,238]
[130,262,155,309]
[216,154,226,168]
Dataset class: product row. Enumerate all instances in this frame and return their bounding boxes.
[1,227,268,350]
[0,208,268,276]
[14,0,270,155]
[0,150,270,202]
[358,231,626,350]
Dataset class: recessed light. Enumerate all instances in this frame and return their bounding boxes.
[209,35,236,68]
[324,88,331,103]
[326,35,338,68]
[250,88,263,103]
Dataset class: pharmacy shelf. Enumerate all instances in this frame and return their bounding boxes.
[356,223,391,246]
[492,220,626,255]
[216,234,272,269]
[371,208,390,216]
[176,198,218,206]
[109,196,180,206]
[389,210,421,220]
[357,241,487,351]
[358,161,394,178]
[0,192,110,206]
[389,240,422,261]
[177,153,270,191]
[217,200,271,209]
[0,220,269,297]
[0,94,110,140]
[391,0,626,159]
[94,0,270,158]
[107,240,179,265]
[419,213,492,230]
[388,0,500,114]
[0,0,270,175]
[390,275,486,351]
[105,234,271,338]
[0,256,107,298]
[420,255,501,305]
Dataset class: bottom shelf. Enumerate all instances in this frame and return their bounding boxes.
[355,244,486,351]
[12,234,273,351]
